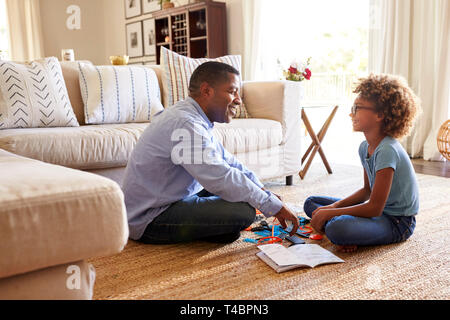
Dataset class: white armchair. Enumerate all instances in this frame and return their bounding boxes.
[212,80,303,184]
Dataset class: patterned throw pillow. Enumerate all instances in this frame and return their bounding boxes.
[0,57,79,129]
[160,47,250,118]
[78,63,164,124]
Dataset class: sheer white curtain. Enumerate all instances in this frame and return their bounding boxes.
[5,0,45,61]
[369,0,450,161]
[241,0,264,81]
[241,0,293,81]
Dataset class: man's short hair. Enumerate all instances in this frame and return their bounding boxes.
[189,61,240,96]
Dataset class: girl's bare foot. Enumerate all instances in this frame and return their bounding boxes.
[337,245,358,253]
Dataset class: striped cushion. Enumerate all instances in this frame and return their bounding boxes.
[78,63,164,124]
[160,47,249,118]
[0,57,79,129]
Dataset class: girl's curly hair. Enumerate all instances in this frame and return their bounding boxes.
[353,73,421,139]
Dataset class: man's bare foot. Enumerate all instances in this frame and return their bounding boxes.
[336,245,358,253]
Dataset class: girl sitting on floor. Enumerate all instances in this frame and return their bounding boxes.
[304,73,421,252]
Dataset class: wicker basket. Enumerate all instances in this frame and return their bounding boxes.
[437,119,450,160]
[162,2,175,9]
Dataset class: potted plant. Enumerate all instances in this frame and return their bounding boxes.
[160,0,174,9]
[282,57,312,101]
[283,58,312,82]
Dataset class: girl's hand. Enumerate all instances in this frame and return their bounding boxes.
[310,209,334,234]
[311,203,337,218]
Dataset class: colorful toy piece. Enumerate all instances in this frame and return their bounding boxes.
[309,234,323,240]
[244,214,321,245]
[257,236,283,245]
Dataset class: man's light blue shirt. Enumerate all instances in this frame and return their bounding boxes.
[122,97,283,240]
[358,136,419,216]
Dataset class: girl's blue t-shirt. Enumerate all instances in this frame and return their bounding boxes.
[358,136,419,216]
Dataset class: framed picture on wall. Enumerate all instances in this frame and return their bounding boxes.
[126,22,143,58]
[142,0,160,14]
[143,18,156,56]
[124,0,142,19]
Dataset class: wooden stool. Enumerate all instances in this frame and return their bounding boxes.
[299,105,339,179]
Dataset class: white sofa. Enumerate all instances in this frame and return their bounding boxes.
[0,148,128,299]
[0,60,303,299]
[0,62,304,185]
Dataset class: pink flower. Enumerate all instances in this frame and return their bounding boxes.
[289,66,298,74]
[303,68,311,80]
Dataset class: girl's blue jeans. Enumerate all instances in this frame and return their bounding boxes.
[303,196,416,246]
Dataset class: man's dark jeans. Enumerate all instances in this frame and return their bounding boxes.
[139,189,256,244]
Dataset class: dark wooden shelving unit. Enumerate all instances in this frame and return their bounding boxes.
[152,0,227,64]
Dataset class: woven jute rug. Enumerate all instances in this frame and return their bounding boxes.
[89,163,450,300]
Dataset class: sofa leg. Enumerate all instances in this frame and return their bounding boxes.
[286,175,293,186]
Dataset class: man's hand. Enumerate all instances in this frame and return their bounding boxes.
[273,192,282,201]
[274,204,299,236]
[262,187,282,201]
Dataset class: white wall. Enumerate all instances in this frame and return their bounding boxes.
[223,0,244,56]
[40,0,107,64]
[39,0,244,65]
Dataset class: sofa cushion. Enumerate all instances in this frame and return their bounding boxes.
[0,149,128,279]
[0,119,282,169]
[0,260,96,300]
[213,118,283,154]
[60,60,93,125]
[160,47,249,118]
[0,123,149,169]
[0,57,79,129]
[78,63,164,124]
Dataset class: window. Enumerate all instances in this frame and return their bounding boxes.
[258,0,369,104]
[0,0,10,60]
[258,0,370,165]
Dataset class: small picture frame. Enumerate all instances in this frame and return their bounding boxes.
[142,0,160,14]
[126,21,143,58]
[124,0,142,19]
[143,18,156,56]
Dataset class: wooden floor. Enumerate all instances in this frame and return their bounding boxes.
[411,158,450,178]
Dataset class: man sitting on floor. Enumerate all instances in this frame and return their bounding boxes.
[122,61,299,244]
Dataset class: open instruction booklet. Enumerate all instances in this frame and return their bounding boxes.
[257,243,344,273]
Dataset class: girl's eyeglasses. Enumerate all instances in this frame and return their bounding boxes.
[351,105,376,115]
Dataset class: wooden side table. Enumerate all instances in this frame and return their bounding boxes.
[299,105,339,179]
